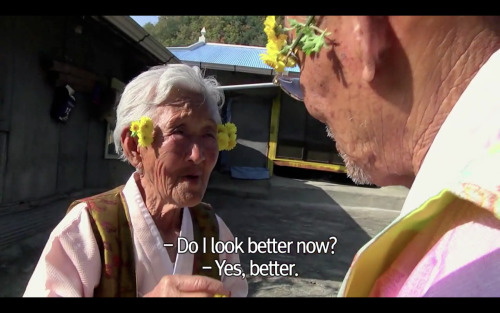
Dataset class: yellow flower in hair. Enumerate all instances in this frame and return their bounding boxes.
[224,122,237,151]
[130,116,154,147]
[217,124,226,134]
[217,132,229,151]
[217,122,238,151]
[227,139,236,151]
[138,132,154,147]
[225,122,237,135]
[139,116,153,134]
[130,121,140,137]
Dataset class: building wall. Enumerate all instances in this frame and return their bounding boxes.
[204,70,276,171]
[225,94,272,168]
[277,93,344,166]
[0,16,160,205]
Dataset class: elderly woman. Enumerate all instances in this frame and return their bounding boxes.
[24,64,247,297]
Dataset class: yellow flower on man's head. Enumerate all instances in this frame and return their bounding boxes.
[274,34,288,48]
[263,25,274,38]
[261,15,290,73]
[261,35,289,73]
[263,16,276,36]
[261,16,331,72]
[266,36,287,55]
[278,53,296,68]
[261,54,286,73]
[264,16,276,28]
[260,53,277,68]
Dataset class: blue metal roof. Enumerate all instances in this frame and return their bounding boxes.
[168,42,300,74]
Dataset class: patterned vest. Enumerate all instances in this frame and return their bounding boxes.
[67,185,220,297]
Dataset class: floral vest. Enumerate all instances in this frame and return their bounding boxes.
[67,185,220,297]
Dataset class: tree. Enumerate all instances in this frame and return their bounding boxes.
[145,16,269,47]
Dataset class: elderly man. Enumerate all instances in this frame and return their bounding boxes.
[268,16,500,296]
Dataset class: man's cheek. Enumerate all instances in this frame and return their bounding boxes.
[304,100,327,124]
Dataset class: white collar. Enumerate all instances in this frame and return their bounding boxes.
[122,173,195,276]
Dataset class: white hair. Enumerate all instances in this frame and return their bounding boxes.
[113,63,224,161]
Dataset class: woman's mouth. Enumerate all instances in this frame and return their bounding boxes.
[181,174,201,183]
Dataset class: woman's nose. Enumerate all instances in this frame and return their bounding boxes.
[186,141,205,164]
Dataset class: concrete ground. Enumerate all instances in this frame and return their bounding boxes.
[0,168,408,297]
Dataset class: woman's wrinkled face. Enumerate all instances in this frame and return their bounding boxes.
[140,91,219,208]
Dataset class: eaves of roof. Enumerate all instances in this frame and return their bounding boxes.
[96,16,181,65]
[168,42,300,76]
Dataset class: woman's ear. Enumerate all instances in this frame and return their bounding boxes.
[121,127,141,167]
[354,16,391,82]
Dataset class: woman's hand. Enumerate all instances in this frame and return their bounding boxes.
[144,274,230,297]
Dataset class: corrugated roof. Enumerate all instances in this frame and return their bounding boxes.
[168,42,300,75]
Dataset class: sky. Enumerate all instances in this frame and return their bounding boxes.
[130,16,159,26]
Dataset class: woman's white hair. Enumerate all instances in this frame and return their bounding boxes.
[113,63,224,161]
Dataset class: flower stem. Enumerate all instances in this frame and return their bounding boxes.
[289,16,315,52]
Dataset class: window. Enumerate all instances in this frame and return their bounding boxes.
[103,78,125,159]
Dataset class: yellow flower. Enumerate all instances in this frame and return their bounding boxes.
[261,49,286,73]
[217,124,226,134]
[214,294,227,297]
[138,133,154,147]
[260,16,288,73]
[263,16,276,30]
[217,122,238,151]
[130,121,140,137]
[130,116,154,147]
[260,16,330,73]
[225,122,237,135]
[260,54,279,72]
[217,132,229,151]
[278,53,296,68]
[227,139,236,151]
[139,116,153,134]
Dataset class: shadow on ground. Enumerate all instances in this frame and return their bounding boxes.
[203,166,379,297]
[273,165,378,189]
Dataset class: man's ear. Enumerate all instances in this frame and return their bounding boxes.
[121,127,141,167]
[354,16,391,82]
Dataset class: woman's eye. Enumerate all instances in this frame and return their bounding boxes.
[171,128,184,135]
[205,131,216,139]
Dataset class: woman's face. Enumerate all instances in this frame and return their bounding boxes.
[140,91,219,208]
